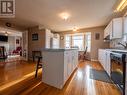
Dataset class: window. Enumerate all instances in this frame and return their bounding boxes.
[64,33,91,52]
[85,32,91,52]
[65,35,71,48]
[72,35,84,50]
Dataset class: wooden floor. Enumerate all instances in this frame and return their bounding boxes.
[0,56,36,86]
[0,60,121,95]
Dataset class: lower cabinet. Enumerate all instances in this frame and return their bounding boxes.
[64,50,78,84]
[42,49,78,89]
[98,49,111,76]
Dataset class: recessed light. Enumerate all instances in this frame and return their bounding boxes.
[59,12,70,21]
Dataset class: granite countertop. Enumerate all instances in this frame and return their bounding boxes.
[33,48,78,52]
[101,49,127,53]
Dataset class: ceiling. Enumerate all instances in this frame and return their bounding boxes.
[0,0,119,31]
[0,27,22,37]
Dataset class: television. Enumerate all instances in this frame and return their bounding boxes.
[0,35,8,42]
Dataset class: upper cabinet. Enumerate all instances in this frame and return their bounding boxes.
[123,16,127,34]
[104,21,112,38]
[104,17,123,40]
[112,18,123,39]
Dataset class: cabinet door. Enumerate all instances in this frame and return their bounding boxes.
[104,22,112,38]
[64,51,68,83]
[71,51,75,71]
[98,49,107,69]
[98,50,102,63]
[72,50,78,71]
[124,16,127,34]
[67,51,72,77]
[98,49,103,64]
[106,51,111,76]
[112,18,123,39]
[108,21,113,39]
[102,51,107,70]
[104,27,108,38]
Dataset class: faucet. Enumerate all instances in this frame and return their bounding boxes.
[118,42,127,49]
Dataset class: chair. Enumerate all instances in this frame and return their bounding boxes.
[32,51,41,62]
[12,46,22,55]
[82,47,88,61]
[35,56,43,78]
[79,47,88,61]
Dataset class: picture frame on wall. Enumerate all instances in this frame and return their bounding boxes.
[32,33,38,41]
[95,33,100,40]
[16,39,19,44]
[60,36,64,40]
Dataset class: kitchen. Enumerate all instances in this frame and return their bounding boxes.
[29,15,127,95]
[0,0,127,95]
[99,16,127,95]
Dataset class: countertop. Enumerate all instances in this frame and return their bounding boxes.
[105,49,127,52]
[33,48,78,52]
[100,49,127,53]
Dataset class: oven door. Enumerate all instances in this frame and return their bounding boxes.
[111,54,124,91]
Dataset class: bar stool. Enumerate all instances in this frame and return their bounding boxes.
[32,51,41,62]
[35,56,42,78]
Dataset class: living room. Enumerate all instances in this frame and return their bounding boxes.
[0,25,27,61]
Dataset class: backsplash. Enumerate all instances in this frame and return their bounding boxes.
[110,35,127,49]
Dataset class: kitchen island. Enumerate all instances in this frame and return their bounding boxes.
[42,48,78,89]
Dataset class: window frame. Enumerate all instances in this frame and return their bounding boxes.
[64,33,91,52]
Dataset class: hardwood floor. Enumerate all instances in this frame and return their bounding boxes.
[0,57,36,86]
[0,60,121,95]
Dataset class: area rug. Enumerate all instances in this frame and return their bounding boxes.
[90,69,112,83]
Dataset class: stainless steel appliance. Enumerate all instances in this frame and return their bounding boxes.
[110,51,126,95]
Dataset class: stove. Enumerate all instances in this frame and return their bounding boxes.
[110,51,126,95]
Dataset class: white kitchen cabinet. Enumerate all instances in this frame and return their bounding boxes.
[104,17,123,39]
[112,18,123,39]
[98,49,106,68]
[104,21,112,38]
[42,49,78,89]
[105,51,111,76]
[64,50,78,83]
[98,49,111,76]
[124,16,127,34]
[126,56,127,95]
[50,38,59,48]
[45,29,52,48]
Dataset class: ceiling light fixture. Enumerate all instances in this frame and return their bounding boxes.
[73,27,78,32]
[59,12,70,21]
[5,32,8,36]
[115,0,127,12]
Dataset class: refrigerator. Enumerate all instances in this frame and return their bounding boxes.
[50,38,59,49]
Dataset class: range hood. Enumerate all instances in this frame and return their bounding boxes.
[104,35,110,42]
